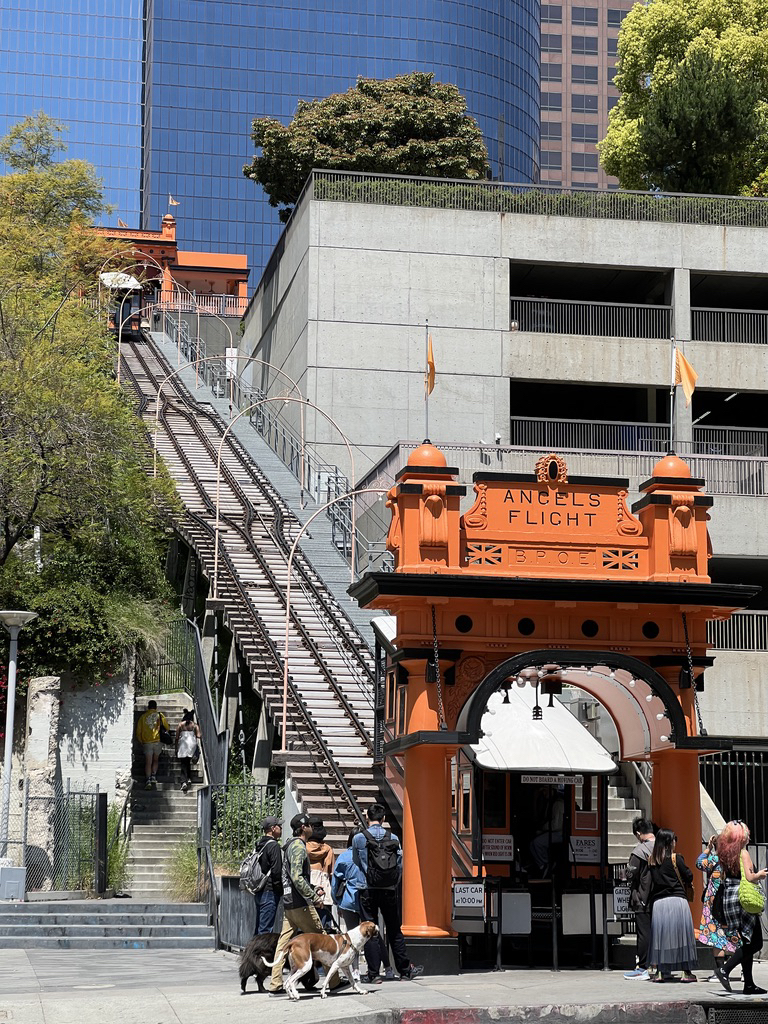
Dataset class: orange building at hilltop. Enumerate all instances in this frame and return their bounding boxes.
[94,215,248,315]
[352,443,760,973]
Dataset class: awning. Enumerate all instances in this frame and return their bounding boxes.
[99,271,143,291]
[469,687,617,775]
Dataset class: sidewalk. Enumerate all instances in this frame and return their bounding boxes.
[0,949,765,1024]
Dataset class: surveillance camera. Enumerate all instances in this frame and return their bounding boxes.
[495,432,502,444]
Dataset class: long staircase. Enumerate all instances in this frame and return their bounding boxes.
[121,335,380,850]
[128,693,202,900]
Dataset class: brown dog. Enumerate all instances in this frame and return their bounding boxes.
[263,921,379,1000]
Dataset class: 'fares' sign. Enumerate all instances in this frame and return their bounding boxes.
[461,455,648,579]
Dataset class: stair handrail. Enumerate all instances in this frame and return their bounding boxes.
[188,617,230,788]
[107,779,134,862]
[630,761,653,797]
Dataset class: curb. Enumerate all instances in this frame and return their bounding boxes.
[320,1004,709,1024]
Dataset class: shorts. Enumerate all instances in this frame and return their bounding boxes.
[143,741,162,756]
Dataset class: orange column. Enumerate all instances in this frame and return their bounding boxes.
[399,655,454,937]
[401,743,454,937]
[651,749,703,903]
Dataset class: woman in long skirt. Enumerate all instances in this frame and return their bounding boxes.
[647,828,698,982]
[713,820,767,996]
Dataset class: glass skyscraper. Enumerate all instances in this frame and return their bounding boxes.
[143,0,540,278]
[2,0,540,281]
[0,0,143,224]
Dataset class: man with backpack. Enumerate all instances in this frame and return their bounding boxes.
[243,815,283,935]
[352,802,424,982]
[269,812,329,994]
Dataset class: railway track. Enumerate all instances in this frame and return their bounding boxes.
[121,335,379,845]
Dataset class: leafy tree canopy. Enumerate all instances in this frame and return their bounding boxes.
[244,72,490,221]
[0,113,176,681]
[598,0,768,194]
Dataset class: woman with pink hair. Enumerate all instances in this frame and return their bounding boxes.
[714,821,767,995]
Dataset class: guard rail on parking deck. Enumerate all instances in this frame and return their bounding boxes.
[693,307,768,345]
[510,296,672,338]
[307,170,768,226]
[708,612,768,652]
[509,418,768,458]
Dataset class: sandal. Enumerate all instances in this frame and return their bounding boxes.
[682,973,698,983]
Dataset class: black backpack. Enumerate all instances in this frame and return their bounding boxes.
[362,827,400,888]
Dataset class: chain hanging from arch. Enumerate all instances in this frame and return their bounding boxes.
[430,604,448,731]
[681,612,707,737]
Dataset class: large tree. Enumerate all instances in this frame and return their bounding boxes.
[0,114,175,680]
[598,0,768,194]
[244,72,490,222]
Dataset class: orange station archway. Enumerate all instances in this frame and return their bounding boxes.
[351,444,759,972]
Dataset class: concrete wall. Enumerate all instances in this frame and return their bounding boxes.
[56,663,135,800]
[701,650,768,737]
[242,201,768,467]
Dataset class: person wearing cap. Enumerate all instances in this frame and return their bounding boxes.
[269,812,331,994]
[252,815,283,935]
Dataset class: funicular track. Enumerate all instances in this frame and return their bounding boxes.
[121,336,379,844]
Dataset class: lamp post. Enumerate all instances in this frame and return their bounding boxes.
[211,396,357,597]
[280,488,388,750]
[0,611,38,856]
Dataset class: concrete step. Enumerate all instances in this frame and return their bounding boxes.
[0,935,215,949]
[0,901,206,915]
[0,924,214,938]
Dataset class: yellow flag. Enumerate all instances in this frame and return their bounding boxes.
[426,335,436,395]
[674,349,698,407]
[169,194,180,206]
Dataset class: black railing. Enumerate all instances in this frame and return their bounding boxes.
[700,752,768,844]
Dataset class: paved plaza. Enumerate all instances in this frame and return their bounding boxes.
[0,949,766,1024]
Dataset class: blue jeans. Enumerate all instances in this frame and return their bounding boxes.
[254,886,278,934]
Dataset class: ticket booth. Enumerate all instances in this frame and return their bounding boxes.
[352,443,758,974]
[452,682,619,968]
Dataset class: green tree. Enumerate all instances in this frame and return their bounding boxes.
[244,72,490,222]
[0,113,175,680]
[598,0,768,194]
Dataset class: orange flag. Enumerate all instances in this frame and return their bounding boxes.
[674,349,698,407]
[426,335,436,395]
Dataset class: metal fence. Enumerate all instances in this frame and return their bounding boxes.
[693,307,768,345]
[309,169,768,227]
[197,781,282,949]
[199,781,282,875]
[510,296,672,339]
[700,754,768,845]
[2,779,105,892]
[510,417,669,453]
[708,612,768,652]
[137,618,195,696]
[509,418,768,458]
[361,442,768,501]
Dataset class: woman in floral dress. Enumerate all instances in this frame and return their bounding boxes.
[697,833,739,978]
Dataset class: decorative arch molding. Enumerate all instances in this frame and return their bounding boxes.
[457,649,693,756]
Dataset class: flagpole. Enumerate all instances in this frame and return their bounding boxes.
[424,320,430,441]
[669,337,676,452]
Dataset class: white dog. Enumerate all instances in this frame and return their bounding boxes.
[263,920,379,1000]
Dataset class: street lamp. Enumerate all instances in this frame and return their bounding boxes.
[0,610,38,856]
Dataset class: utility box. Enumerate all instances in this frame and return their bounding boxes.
[0,866,26,900]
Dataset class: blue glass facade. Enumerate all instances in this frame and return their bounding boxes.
[0,0,143,224]
[1,0,540,280]
[143,0,540,281]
